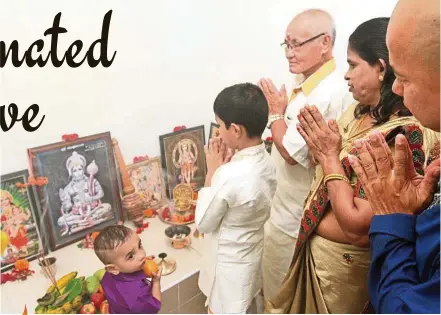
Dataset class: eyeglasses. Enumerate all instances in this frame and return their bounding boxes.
[281,33,326,51]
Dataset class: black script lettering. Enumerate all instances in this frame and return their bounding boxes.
[43,12,68,67]
[86,10,117,67]
[26,39,50,67]
[65,40,86,67]
[0,41,25,67]
[1,103,46,132]
[1,10,116,68]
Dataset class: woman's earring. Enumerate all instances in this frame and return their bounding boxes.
[379,75,384,82]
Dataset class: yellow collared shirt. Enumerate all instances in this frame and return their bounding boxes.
[270,58,354,237]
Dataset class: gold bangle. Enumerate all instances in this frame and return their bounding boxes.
[324,174,350,187]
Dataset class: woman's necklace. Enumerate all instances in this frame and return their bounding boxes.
[344,113,373,136]
[343,116,358,133]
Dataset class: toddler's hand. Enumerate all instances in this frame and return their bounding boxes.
[152,267,162,283]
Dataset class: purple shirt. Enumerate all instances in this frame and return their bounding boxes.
[101,270,161,314]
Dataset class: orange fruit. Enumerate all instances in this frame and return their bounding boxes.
[142,260,158,278]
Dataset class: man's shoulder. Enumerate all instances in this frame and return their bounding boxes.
[307,70,349,100]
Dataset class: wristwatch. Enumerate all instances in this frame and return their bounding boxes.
[267,114,284,129]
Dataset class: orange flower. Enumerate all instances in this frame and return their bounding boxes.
[143,209,154,218]
[91,232,100,241]
[14,259,29,271]
[27,177,36,185]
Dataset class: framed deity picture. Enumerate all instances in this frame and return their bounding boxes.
[208,122,220,140]
[127,157,167,210]
[28,132,123,251]
[159,125,207,198]
[1,169,47,271]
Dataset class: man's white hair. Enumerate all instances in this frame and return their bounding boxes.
[298,9,336,47]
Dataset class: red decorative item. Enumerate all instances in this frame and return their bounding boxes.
[173,126,187,132]
[62,134,79,142]
[15,176,49,188]
[265,137,273,142]
[162,207,170,220]
[77,233,94,249]
[135,222,150,234]
[1,267,34,285]
[133,155,149,164]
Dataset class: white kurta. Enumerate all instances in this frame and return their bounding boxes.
[196,143,277,314]
[263,58,354,301]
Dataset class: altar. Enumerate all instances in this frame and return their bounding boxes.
[0,218,207,314]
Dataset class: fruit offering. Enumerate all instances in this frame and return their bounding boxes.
[93,269,105,282]
[35,272,87,314]
[86,276,100,294]
[100,300,109,314]
[35,268,110,314]
[90,292,105,308]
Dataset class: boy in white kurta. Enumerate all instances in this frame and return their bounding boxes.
[196,83,277,314]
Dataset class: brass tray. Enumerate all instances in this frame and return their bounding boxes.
[157,207,195,226]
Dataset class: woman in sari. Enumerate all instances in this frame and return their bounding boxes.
[265,17,439,314]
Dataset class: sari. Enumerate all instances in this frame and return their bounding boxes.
[265,101,439,314]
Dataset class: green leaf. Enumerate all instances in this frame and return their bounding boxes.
[65,278,83,302]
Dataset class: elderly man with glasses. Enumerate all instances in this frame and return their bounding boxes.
[259,8,353,306]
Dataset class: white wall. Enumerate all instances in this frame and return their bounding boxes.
[0,0,398,174]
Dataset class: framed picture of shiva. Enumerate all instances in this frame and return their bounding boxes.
[159,125,207,198]
[1,169,47,271]
[28,132,123,251]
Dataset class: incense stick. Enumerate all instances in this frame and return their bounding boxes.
[38,254,60,295]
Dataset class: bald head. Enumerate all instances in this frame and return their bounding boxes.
[288,9,336,46]
[389,0,440,74]
[387,0,440,131]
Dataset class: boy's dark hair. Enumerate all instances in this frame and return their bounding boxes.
[213,83,269,138]
[93,225,133,264]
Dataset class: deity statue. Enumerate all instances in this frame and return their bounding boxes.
[173,139,198,184]
[57,151,113,236]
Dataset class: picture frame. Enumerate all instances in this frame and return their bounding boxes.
[1,169,47,271]
[209,122,220,140]
[127,157,167,210]
[28,132,123,251]
[159,125,207,198]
